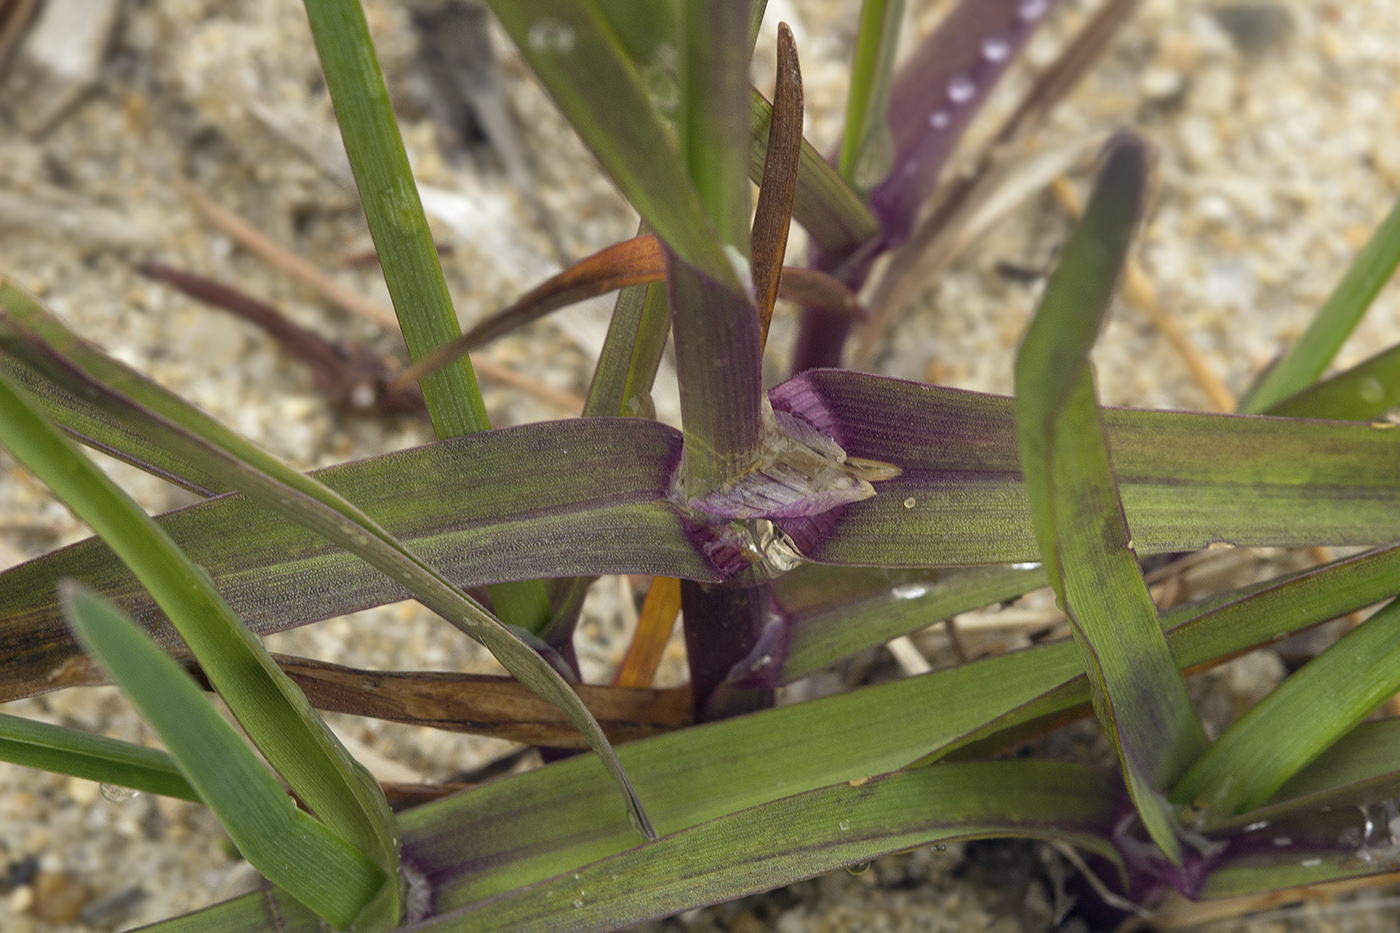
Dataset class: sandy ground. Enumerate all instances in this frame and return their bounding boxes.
[1,0,1399,930]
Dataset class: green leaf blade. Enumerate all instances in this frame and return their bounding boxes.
[410,761,1120,933]
[0,294,654,843]
[484,0,735,288]
[0,364,402,927]
[677,0,752,254]
[1263,342,1400,421]
[1172,597,1400,821]
[1239,194,1400,414]
[60,584,384,930]
[0,711,197,802]
[1012,135,1207,863]
[301,0,487,438]
[301,0,553,634]
[838,0,903,189]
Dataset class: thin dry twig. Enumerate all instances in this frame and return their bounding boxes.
[1148,871,1400,930]
[140,262,424,416]
[173,177,585,412]
[174,176,400,330]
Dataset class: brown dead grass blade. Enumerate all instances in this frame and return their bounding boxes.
[393,232,861,390]
[751,22,804,350]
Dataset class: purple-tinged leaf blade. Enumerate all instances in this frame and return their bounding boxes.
[771,370,1400,565]
[0,306,657,841]
[869,0,1061,246]
[0,416,705,705]
[1195,804,1400,901]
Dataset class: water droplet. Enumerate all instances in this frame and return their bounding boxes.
[838,819,851,832]
[933,844,947,852]
[1242,820,1270,832]
[572,897,585,909]
[928,110,951,129]
[1272,836,1292,847]
[528,19,576,54]
[100,783,138,803]
[350,382,377,410]
[1359,376,1386,404]
[643,64,679,114]
[947,74,976,104]
[903,497,917,509]
[846,861,871,875]
[1018,0,1051,22]
[573,874,581,881]
[1011,561,1041,571]
[1301,857,1323,868]
[891,583,929,600]
[981,35,1011,62]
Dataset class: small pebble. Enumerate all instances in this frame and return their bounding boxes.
[8,884,34,914]
[1211,2,1295,56]
[33,870,90,924]
[80,884,147,927]
[4,854,40,890]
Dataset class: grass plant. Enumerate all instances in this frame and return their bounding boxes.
[3,1,1400,929]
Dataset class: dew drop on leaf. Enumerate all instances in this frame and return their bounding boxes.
[903,497,917,509]
[100,783,138,803]
[947,74,976,104]
[982,35,1011,62]
[838,819,851,831]
[643,64,679,114]
[527,19,576,54]
[1018,0,1051,22]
